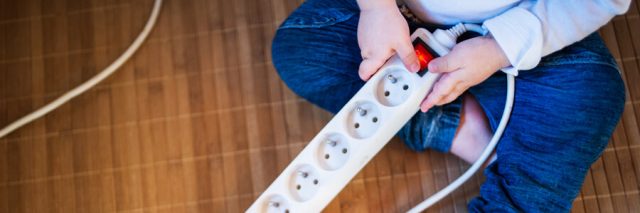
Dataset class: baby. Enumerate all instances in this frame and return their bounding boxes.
[271,0,631,211]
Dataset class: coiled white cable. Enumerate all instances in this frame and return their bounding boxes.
[408,24,517,212]
[0,0,163,138]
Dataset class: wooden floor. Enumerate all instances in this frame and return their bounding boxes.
[0,0,639,212]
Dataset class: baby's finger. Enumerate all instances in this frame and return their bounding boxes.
[437,90,463,106]
[420,93,442,112]
[420,75,456,111]
[358,56,386,81]
[433,72,470,106]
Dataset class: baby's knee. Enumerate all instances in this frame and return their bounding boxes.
[271,29,312,96]
[271,26,365,113]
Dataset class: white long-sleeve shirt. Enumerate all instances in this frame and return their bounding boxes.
[402,0,631,75]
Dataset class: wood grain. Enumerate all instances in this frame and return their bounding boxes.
[0,0,639,212]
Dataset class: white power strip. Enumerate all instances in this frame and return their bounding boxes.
[247,28,453,213]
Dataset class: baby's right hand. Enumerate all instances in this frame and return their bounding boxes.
[357,1,420,81]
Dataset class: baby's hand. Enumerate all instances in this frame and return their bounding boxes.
[419,36,510,112]
[357,2,420,80]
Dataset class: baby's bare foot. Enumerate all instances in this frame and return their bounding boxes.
[450,93,493,163]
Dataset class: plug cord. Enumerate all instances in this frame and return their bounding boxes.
[408,23,515,213]
[0,0,163,138]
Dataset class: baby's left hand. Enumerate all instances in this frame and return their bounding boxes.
[418,36,510,112]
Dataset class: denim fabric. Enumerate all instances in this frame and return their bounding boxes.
[271,0,626,212]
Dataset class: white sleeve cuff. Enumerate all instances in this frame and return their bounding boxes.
[483,7,543,76]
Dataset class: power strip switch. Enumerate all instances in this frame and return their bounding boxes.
[248,28,453,212]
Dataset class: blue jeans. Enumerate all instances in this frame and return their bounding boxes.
[271,0,626,211]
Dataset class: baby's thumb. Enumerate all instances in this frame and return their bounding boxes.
[358,57,386,81]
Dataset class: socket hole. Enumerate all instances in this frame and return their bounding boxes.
[403,85,409,90]
[342,148,347,154]
[372,117,378,123]
[354,123,360,128]
[384,91,390,97]
[296,185,301,190]
[324,154,330,159]
[313,179,319,185]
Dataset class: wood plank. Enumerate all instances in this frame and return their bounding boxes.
[612,19,640,101]
[611,109,640,211]
[590,158,616,212]
[600,148,630,212]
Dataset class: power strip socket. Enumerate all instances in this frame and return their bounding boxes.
[248,28,452,213]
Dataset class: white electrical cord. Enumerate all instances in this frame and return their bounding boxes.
[0,0,163,139]
[408,24,517,212]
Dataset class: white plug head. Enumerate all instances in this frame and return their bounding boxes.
[432,29,457,50]
[432,23,471,49]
